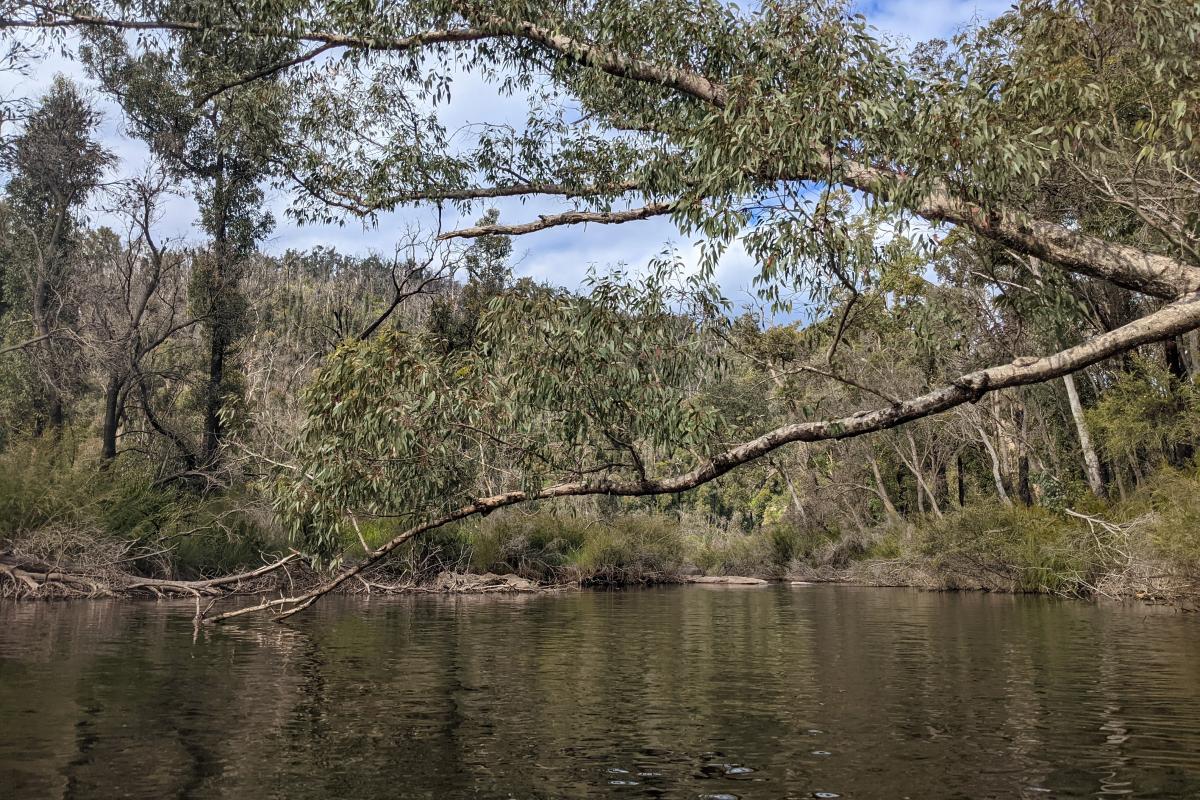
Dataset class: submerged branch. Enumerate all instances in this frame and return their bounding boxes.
[0,551,302,599]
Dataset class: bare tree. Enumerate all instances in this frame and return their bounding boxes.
[78,169,196,460]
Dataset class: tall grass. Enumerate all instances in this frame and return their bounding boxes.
[0,443,286,577]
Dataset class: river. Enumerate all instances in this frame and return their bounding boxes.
[2,586,1198,798]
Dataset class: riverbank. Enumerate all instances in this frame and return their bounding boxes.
[787,496,1200,605]
[4,447,1200,605]
[789,561,1200,606]
[4,551,1196,607]
[0,550,771,601]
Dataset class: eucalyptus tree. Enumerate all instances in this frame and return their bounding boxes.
[5,0,1197,617]
[428,208,514,352]
[0,75,110,434]
[75,5,296,467]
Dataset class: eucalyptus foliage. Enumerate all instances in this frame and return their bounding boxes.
[282,263,726,559]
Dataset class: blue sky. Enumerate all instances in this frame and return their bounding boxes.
[2,0,1013,300]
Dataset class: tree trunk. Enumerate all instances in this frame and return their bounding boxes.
[1165,336,1188,381]
[772,458,807,521]
[955,450,967,507]
[868,454,900,520]
[974,421,1013,507]
[903,431,943,518]
[31,279,65,435]
[202,155,230,467]
[1012,397,1033,506]
[100,376,121,460]
[1127,450,1146,486]
[1063,372,1105,497]
[46,395,65,433]
[934,460,949,509]
[1163,338,1195,466]
[1187,330,1200,379]
[202,332,225,463]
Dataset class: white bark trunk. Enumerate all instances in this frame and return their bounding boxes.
[974,421,1013,507]
[1063,372,1105,498]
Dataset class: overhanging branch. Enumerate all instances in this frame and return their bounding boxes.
[12,5,1198,297]
[439,202,675,239]
[201,291,1200,624]
[0,330,59,356]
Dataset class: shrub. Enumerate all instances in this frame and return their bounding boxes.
[1136,469,1200,572]
[916,503,1096,594]
[567,515,690,584]
[0,442,287,578]
[468,512,591,580]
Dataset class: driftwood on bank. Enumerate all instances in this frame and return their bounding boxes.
[0,547,581,601]
[686,575,768,585]
[0,550,302,599]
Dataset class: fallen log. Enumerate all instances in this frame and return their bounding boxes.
[686,576,769,585]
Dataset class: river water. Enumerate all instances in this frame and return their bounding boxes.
[1,586,1198,799]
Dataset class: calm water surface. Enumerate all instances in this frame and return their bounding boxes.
[1,586,1198,799]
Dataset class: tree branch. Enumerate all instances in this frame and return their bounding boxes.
[278,157,648,214]
[194,41,338,107]
[14,6,1197,296]
[836,158,1200,300]
[0,330,58,356]
[477,14,728,105]
[200,291,1200,624]
[439,202,675,239]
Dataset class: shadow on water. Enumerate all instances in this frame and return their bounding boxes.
[1,586,1198,799]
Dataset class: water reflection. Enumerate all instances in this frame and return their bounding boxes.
[1,587,1198,798]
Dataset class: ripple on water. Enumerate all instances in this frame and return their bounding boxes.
[1,587,1199,800]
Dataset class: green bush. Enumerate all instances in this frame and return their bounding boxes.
[468,513,591,580]
[1136,469,1200,571]
[567,515,690,584]
[916,503,1096,594]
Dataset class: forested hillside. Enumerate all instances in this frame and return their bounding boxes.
[1,0,1198,616]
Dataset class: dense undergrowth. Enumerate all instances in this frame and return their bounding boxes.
[0,442,286,580]
[4,440,1199,601]
[795,470,1200,600]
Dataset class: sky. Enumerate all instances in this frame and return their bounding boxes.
[1,0,1014,302]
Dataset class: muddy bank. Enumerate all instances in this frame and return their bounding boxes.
[7,546,1196,609]
[2,545,782,602]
